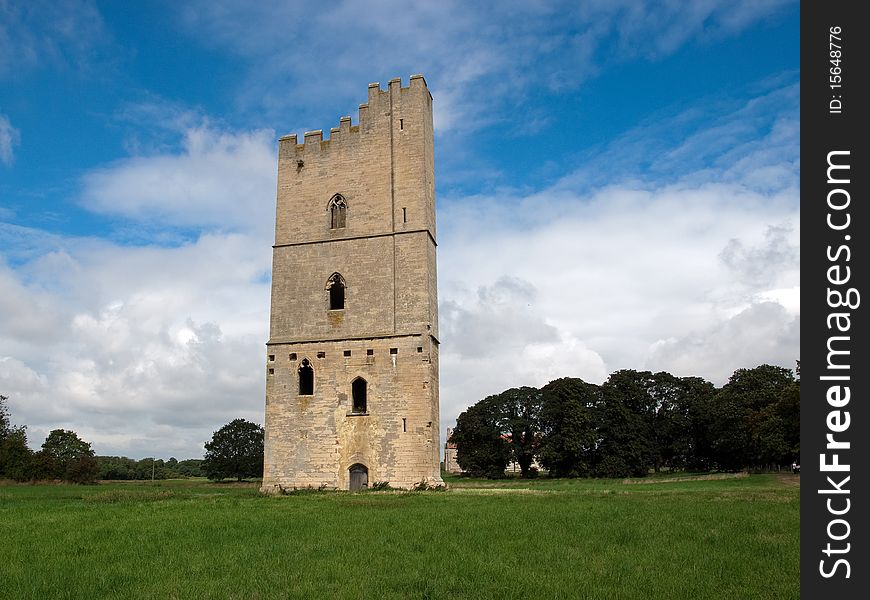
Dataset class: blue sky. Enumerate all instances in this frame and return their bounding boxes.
[0,0,799,459]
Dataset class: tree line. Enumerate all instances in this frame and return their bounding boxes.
[2,395,261,484]
[95,456,204,480]
[450,364,800,479]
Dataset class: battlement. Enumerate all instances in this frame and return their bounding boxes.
[278,75,430,157]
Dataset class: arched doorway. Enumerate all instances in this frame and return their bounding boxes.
[349,463,368,491]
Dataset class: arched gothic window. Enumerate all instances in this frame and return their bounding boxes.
[352,377,367,413]
[298,358,314,395]
[329,194,347,229]
[327,272,345,310]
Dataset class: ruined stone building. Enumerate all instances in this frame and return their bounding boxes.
[261,75,443,492]
[443,427,462,474]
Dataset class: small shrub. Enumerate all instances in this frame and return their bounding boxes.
[411,480,446,492]
[276,483,333,495]
[368,481,393,491]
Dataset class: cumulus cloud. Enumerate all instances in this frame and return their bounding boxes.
[0,223,271,458]
[437,179,799,420]
[81,125,277,236]
[0,112,19,165]
[646,302,800,383]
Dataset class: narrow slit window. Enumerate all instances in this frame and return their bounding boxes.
[298,359,314,395]
[352,377,367,414]
[402,418,407,432]
[402,207,407,223]
[328,194,347,229]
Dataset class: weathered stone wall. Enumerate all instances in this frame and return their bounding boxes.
[263,336,440,489]
[263,75,442,491]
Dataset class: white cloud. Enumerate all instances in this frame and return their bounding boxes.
[0,112,20,165]
[437,179,799,428]
[80,125,277,236]
[0,223,271,458]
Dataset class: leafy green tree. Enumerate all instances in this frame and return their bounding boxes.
[538,378,598,477]
[1,429,33,481]
[176,458,204,477]
[451,395,510,478]
[593,370,657,477]
[40,429,99,483]
[713,365,799,470]
[498,386,542,478]
[202,419,264,481]
[647,374,717,472]
[0,394,11,439]
[1,395,35,480]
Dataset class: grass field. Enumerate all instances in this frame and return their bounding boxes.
[0,473,799,599]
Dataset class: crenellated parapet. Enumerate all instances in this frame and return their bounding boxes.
[265,73,441,492]
[278,74,430,159]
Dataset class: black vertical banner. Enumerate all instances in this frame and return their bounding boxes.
[802,2,868,597]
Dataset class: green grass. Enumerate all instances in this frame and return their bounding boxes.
[0,475,799,599]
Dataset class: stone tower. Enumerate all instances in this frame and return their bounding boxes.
[262,75,443,492]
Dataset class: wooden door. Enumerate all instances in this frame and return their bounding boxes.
[349,464,368,491]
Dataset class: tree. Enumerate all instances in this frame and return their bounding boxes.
[0,394,11,440]
[713,365,799,470]
[41,429,99,483]
[202,419,264,481]
[498,386,543,478]
[1,429,33,481]
[537,378,598,477]
[451,395,510,478]
[593,370,657,477]
[1,395,35,481]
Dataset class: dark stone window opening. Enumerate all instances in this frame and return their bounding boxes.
[352,377,367,414]
[298,359,314,395]
[329,194,347,229]
[366,349,374,356]
[390,348,398,355]
[327,272,345,310]
[344,350,351,357]
[317,351,326,359]
[289,353,297,360]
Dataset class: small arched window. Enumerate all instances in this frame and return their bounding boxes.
[327,273,345,310]
[352,377,367,413]
[298,359,314,395]
[329,194,347,229]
